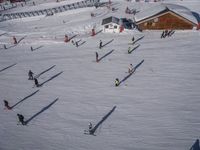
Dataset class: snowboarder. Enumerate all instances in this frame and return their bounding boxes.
[28,70,34,80]
[95,52,99,62]
[13,36,17,44]
[128,47,131,54]
[128,64,134,74]
[99,40,102,49]
[3,100,11,110]
[115,78,120,87]
[34,78,39,87]
[17,114,25,125]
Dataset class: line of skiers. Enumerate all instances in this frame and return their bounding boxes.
[3,70,40,125]
[161,30,175,38]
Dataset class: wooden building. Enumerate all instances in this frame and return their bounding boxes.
[135,3,198,30]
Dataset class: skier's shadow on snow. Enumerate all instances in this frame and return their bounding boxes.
[119,60,144,85]
[24,98,58,125]
[0,63,17,73]
[6,44,17,49]
[0,33,7,37]
[69,34,78,41]
[87,106,116,135]
[128,44,140,54]
[17,36,27,44]
[39,71,63,87]
[77,41,86,47]
[132,35,144,45]
[11,90,39,109]
[102,39,114,48]
[98,49,114,62]
[95,29,103,35]
[34,65,56,79]
[31,45,44,51]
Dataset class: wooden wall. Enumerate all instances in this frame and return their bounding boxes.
[137,12,195,30]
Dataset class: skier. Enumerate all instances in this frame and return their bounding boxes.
[89,122,93,130]
[3,100,11,110]
[17,114,25,125]
[13,36,17,44]
[34,78,39,87]
[128,47,131,54]
[95,52,99,62]
[164,30,168,38]
[71,40,75,45]
[161,30,165,38]
[3,44,6,49]
[31,46,33,51]
[75,41,78,47]
[64,35,69,43]
[115,78,120,87]
[99,40,103,49]
[28,70,34,80]
[128,64,134,74]
[132,36,135,42]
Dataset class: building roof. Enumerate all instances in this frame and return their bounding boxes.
[135,3,198,25]
[102,16,120,25]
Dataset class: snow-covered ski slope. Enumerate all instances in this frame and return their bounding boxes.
[0,0,200,150]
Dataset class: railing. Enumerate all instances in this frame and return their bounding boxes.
[1,0,100,21]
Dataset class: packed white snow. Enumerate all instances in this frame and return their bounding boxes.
[0,0,200,150]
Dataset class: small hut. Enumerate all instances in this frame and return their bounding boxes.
[102,16,120,33]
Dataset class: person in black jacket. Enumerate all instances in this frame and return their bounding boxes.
[28,70,34,80]
[34,78,39,87]
[17,114,25,125]
[3,100,11,110]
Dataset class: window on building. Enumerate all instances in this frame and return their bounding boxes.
[114,25,117,29]
[105,25,109,28]
[154,18,158,22]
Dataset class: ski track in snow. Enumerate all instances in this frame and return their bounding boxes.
[0,0,200,150]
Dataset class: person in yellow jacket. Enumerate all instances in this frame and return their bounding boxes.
[115,78,120,87]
